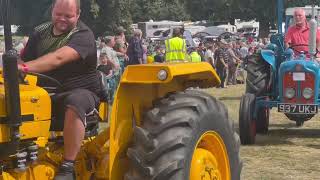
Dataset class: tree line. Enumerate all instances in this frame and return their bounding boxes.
[2,0,319,37]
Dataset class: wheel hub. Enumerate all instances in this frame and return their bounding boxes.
[190,132,230,180]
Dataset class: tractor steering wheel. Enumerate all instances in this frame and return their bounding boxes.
[289,44,319,57]
[20,72,63,94]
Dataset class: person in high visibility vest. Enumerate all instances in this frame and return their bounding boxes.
[189,47,201,62]
[165,28,187,62]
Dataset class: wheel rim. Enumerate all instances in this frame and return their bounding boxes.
[190,131,231,180]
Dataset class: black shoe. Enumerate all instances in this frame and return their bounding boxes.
[54,163,75,180]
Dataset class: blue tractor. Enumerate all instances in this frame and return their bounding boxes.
[239,0,320,144]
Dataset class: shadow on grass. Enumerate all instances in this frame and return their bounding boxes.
[269,123,296,129]
[306,144,320,149]
[219,96,242,101]
[254,128,320,146]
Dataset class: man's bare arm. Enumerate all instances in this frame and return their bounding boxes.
[19,46,80,73]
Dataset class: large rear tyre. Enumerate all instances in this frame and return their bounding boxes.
[245,54,270,96]
[125,90,241,180]
[239,93,256,145]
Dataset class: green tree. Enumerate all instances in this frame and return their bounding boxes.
[130,0,189,22]
[185,0,230,22]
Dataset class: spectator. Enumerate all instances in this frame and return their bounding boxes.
[214,39,229,88]
[165,28,187,62]
[127,29,144,65]
[99,36,121,103]
[114,26,128,74]
[197,42,206,61]
[204,44,215,68]
[142,44,148,64]
[97,38,106,61]
[227,43,241,85]
[189,47,202,62]
[114,26,128,49]
[101,36,120,74]
[154,46,165,63]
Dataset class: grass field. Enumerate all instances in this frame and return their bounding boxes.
[203,84,320,180]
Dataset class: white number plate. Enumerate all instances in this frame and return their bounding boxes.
[278,103,318,114]
[293,72,305,81]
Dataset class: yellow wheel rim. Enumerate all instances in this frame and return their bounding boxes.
[189,131,231,180]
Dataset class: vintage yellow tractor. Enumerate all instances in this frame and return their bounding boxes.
[0,56,241,180]
[0,3,241,180]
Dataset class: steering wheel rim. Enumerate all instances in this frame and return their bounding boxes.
[25,72,63,92]
[289,44,319,57]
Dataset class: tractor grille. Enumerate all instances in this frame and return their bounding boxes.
[283,72,315,104]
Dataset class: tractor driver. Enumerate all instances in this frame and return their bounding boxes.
[285,8,320,56]
[19,0,101,179]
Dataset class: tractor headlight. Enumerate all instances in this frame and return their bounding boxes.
[157,69,168,81]
[285,88,295,99]
[302,88,313,99]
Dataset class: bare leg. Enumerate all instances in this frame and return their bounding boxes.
[63,107,85,161]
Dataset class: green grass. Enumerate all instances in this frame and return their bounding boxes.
[204,84,320,180]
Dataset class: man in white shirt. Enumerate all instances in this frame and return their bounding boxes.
[204,44,215,68]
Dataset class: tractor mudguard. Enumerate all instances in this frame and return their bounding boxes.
[108,62,220,179]
[260,49,276,72]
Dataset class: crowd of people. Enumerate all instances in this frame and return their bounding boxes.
[94,25,272,102]
[0,26,272,102]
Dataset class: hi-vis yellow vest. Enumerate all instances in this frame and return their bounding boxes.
[190,51,201,62]
[165,37,186,62]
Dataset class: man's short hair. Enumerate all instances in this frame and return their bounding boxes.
[294,8,306,16]
[53,0,81,14]
[172,28,182,37]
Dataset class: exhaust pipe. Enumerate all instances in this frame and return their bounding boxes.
[309,4,317,60]
[2,50,22,148]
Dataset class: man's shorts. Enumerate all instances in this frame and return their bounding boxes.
[50,89,100,131]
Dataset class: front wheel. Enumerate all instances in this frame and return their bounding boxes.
[239,93,256,145]
[125,90,241,180]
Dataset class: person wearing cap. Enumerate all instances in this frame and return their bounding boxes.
[165,28,187,62]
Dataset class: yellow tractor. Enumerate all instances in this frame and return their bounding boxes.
[0,4,241,180]
[0,57,241,180]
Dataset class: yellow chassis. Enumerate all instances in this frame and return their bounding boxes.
[0,62,220,180]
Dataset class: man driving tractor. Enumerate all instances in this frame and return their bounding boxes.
[285,8,320,56]
[18,0,101,179]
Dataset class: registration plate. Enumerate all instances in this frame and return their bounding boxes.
[278,103,318,114]
[293,72,305,81]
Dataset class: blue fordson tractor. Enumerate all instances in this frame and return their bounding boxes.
[239,0,320,145]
